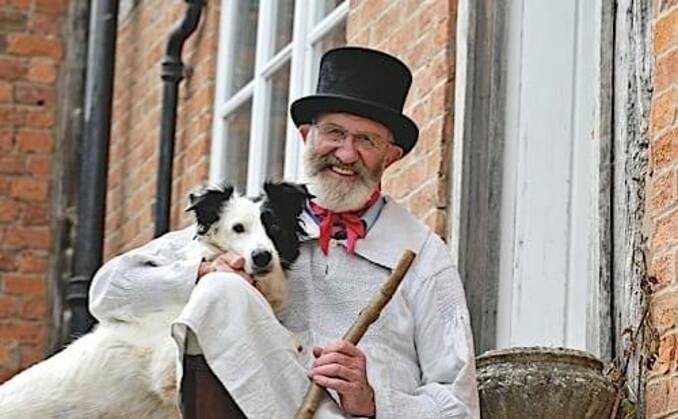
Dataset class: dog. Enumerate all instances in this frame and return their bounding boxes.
[0,181,310,419]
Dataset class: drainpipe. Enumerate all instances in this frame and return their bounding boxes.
[66,0,119,340]
[154,0,205,237]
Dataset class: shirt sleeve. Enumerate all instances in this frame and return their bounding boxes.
[373,267,480,419]
[88,226,202,323]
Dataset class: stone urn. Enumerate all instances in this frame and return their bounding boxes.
[476,347,616,419]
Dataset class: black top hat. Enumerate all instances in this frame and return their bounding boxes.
[290,47,419,155]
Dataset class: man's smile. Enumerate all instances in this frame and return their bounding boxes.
[328,165,357,177]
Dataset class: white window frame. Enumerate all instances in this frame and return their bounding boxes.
[210,0,349,196]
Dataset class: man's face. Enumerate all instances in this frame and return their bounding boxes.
[300,113,403,212]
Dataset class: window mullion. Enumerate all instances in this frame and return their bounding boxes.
[247,0,275,196]
[285,0,310,181]
[209,0,240,182]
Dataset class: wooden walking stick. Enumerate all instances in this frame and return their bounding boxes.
[294,249,416,419]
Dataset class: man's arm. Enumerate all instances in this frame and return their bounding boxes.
[88,227,201,323]
[372,267,480,419]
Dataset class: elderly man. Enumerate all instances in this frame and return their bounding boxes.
[89,47,479,418]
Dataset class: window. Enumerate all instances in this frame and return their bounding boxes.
[210,0,348,195]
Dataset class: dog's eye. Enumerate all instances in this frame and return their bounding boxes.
[232,223,245,233]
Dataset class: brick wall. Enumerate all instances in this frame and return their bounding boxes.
[104,0,219,257]
[0,0,67,382]
[646,1,678,417]
[347,0,457,237]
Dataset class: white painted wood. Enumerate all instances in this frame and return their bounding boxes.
[449,0,472,268]
[496,0,598,351]
[212,0,348,189]
[284,0,309,181]
[217,81,255,118]
[209,0,239,182]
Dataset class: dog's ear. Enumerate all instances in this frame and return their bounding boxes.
[263,181,312,217]
[186,183,234,234]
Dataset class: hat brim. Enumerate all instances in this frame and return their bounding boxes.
[290,94,419,155]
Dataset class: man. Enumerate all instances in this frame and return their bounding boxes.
[89,47,480,418]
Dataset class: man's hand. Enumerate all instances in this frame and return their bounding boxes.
[309,340,376,417]
[197,253,254,285]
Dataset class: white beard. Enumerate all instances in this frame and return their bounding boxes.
[303,173,375,212]
[302,139,382,212]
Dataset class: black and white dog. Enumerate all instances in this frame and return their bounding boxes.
[0,181,310,419]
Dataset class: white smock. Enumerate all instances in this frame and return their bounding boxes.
[89,197,480,418]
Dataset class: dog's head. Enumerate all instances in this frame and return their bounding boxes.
[186,181,310,275]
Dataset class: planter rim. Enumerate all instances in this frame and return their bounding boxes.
[476,346,604,371]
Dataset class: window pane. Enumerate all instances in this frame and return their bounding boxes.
[224,98,253,192]
[316,19,346,53]
[228,1,259,96]
[315,0,345,23]
[310,20,347,83]
[272,0,295,56]
[265,61,291,181]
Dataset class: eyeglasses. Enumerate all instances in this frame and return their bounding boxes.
[313,122,392,153]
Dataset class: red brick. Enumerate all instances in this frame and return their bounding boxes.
[655,47,678,95]
[10,178,48,202]
[0,0,31,9]
[0,342,18,370]
[25,155,51,178]
[28,13,63,35]
[0,57,27,81]
[3,226,50,250]
[15,129,53,153]
[0,129,12,152]
[0,296,18,318]
[0,105,26,125]
[654,10,678,55]
[26,59,57,83]
[0,155,24,174]
[659,0,678,11]
[6,34,63,60]
[20,298,47,320]
[18,343,47,368]
[0,251,15,271]
[651,293,678,334]
[650,170,678,214]
[0,80,11,103]
[652,333,678,375]
[651,88,677,135]
[0,200,20,223]
[0,57,28,81]
[20,205,48,226]
[652,207,678,252]
[0,178,10,195]
[0,322,47,345]
[17,253,48,274]
[650,250,677,290]
[407,179,437,217]
[652,127,677,173]
[34,0,68,14]
[0,9,27,32]
[25,107,55,128]
[14,83,55,107]
[3,274,47,298]
[647,379,670,415]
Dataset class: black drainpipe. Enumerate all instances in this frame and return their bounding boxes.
[66,0,119,340]
[154,0,206,237]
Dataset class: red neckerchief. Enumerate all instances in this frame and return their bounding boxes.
[309,190,381,255]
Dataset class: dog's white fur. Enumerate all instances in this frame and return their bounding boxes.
[0,191,289,419]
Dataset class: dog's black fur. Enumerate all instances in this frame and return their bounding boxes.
[186,181,311,269]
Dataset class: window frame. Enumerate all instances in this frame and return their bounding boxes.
[210,0,349,196]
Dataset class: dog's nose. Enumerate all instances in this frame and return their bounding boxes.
[252,250,272,268]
